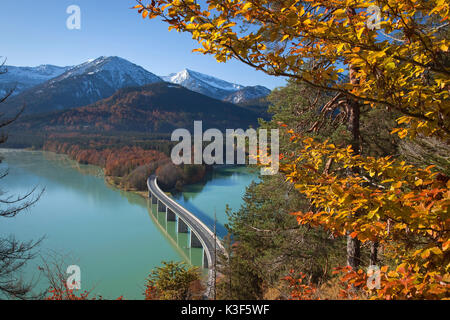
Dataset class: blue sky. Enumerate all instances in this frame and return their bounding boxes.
[0,0,286,89]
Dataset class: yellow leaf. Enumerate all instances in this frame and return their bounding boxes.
[386,62,396,70]
[356,28,364,39]
[336,43,346,53]
[421,249,431,259]
[388,271,399,277]
[367,207,379,219]
[397,129,408,139]
[242,3,252,11]
[393,181,402,188]
[397,116,411,124]
[281,34,290,41]
[334,8,346,17]
[216,17,227,27]
[430,247,443,256]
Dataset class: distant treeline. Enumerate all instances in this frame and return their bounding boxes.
[4,129,174,154]
[43,138,208,191]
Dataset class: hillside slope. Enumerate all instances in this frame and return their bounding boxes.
[15,82,264,133]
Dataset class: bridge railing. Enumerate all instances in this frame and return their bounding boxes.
[147,176,225,263]
[148,175,226,298]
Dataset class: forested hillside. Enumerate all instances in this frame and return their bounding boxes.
[13,82,265,133]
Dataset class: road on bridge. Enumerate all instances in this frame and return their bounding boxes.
[147,175,224,298]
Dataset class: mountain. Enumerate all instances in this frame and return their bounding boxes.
[223,85,271,104]
[162,69,270,103]
[0,64,71,96]
[15,82,264,133]
[2,56,162,115]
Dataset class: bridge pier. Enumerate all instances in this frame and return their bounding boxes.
[157,200,166,213]
[148,175,224,299]
[190,232,202,248]
[177,217,189,233]
[166,208,176,221]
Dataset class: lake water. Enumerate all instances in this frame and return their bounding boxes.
[172,166,259,238]
[0,150,257,299]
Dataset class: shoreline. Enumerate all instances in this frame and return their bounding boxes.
[1,147,155,199]
[104,175,151,199]
[2,147,254,201]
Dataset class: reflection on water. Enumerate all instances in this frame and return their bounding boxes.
[42,151,104,178]
[172,166,259,238]
[146,202,204,267]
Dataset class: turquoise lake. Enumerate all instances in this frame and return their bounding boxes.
[0,149,257,299]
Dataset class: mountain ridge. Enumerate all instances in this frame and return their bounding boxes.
[14,82,264,133]
[162,68,271,103]
[1,56,271,117]
[0,64,72,96]
[2,56,163,115]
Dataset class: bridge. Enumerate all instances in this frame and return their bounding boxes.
[147,175,224,298]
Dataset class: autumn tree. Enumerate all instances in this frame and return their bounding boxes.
[144,261,204,300]
[217,176,346,299]
[134,0,448,138]
[0,59,43,299]
[217,79,396,299]
[134,0,449,299]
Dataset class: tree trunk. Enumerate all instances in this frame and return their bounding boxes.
[347,233,361,269]
[346,62,362,270]
[370,241,379,266]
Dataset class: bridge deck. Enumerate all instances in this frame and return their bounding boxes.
[147,175,224,298]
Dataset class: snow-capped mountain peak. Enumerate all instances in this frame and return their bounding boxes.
[0,64,71,96]
[165,68,245,92]
[162,68,270,103]
[54,56,162,87]
[1,56,163,115]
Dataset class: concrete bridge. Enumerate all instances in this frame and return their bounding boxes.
[147,175,224,298]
